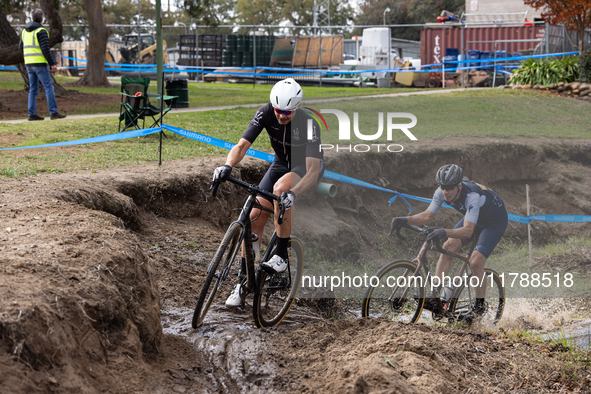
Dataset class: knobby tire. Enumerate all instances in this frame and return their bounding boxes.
[192,222,243,329]
[253,237,304,328]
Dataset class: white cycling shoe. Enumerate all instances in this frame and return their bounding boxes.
[262,255,287,273]
[225,284,242,307]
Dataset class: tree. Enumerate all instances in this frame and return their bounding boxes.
[178,0,218,26]
[0,2,28,89]
[355,0,464,41]
[234,0,281,34]
[524,0,591,53]
[0,0,69,95]
[74,0,110,86]
[279,0,355,36]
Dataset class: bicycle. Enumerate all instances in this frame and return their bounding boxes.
[361,223,505,326]
[191,176,304,329]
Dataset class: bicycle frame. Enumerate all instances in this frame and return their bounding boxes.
[393,224,480,316]
[208,176,287,293]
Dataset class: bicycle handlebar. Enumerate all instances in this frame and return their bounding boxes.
[392,223,447,254]
[210,176,286,225]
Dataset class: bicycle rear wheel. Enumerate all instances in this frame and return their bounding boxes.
[451,268,505,326]
[253,237,304,328]
[361,260,425,324]
[192,222,243,329]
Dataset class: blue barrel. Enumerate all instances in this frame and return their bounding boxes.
[467,49,480,68]
[443,55,458,70]
[479,51,492,70]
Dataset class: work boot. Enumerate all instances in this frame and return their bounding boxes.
[28,114,44,121]
[50,112,67,120]
[262,255,287,273]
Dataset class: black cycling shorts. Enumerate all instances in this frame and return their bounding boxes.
[454,213,508,259]
[258,158,325,203]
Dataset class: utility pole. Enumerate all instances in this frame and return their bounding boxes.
[156,0,163,95]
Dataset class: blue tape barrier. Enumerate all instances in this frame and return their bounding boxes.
[49,50,579,78]
[1,122,587,224]
[529,215,591,223]
[0,127,161,151]
[161,125,590,224]
[162,124,275,162]
[161,124,414,212]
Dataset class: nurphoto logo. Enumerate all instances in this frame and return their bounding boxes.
[309,110,418,153]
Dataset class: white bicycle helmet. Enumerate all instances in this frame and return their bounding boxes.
[270,78,303,111]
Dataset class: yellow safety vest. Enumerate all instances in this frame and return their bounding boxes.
[22,27,49,64]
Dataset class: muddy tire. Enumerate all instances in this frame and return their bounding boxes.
[451,268,505,326]
[253,237,304,328]
[361,260,425,324]
[192,222,243,329]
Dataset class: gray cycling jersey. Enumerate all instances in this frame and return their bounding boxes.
[428,181,505,225]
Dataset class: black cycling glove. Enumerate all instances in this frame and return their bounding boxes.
[212,165,232,183]
[279,190,296,210]
[390,216,408,234]
[426,228,447,243]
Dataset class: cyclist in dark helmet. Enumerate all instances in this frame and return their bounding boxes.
[391,164,508,321]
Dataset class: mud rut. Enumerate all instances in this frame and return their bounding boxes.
[0,137,590,393]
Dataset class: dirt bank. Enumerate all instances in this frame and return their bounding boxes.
[0,137,590,393]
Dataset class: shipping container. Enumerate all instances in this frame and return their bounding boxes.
[420,25,546,66]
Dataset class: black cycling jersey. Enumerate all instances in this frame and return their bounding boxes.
[241,103,323,169]
[428,181,507,226]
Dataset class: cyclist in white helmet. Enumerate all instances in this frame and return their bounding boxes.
[212,78,324,307]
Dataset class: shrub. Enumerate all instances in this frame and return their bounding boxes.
[579,49,591,83]
[510,56,579,85]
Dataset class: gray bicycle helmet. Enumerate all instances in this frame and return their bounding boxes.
[435,164,463,187]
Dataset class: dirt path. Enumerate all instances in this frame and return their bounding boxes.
[0,87,475,124]
[0,138,590,393]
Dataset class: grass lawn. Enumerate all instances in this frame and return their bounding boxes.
[0,71,426,115]
[0,76,589,177]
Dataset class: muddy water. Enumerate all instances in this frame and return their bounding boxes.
[161,302,322,393]
[500,298,591,349]
[161,297,591,394]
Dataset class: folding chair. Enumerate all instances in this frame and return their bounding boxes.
[118,77,177,132]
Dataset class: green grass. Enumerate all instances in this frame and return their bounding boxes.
[0,71,424,116]
[1,71,590,177]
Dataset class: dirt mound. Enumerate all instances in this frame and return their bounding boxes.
[274,319,591,393]
[0,137,590,392]
[536,246,591,275]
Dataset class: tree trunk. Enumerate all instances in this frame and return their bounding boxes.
[0,5,28,89]
[0,1,69,95]
[75,0,111,87]
[579,25,586,54]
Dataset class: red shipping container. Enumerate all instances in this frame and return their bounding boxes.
[420,25,546,66]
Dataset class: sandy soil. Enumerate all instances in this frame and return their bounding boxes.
[0,137,590,393]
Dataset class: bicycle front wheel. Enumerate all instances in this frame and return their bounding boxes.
[192,222,243,329]
[451,268,505,326]
[361,260,425,324]
[253,237,304,328]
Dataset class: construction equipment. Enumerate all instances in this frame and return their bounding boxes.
[118,34,168,65]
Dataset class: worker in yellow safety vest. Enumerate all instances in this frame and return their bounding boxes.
[18,9,66,121]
